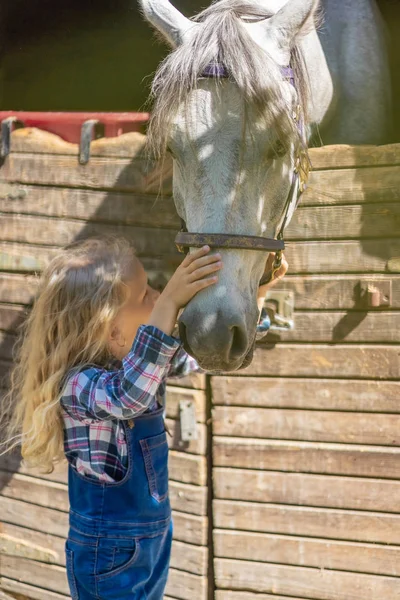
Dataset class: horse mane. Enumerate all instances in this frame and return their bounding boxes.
[146,0,314,159]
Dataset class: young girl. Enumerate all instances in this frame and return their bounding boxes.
[2,234,287,600]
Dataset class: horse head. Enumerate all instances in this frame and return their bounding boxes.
[141,0,317,371]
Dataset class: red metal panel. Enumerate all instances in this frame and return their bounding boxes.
[0,111,149,143]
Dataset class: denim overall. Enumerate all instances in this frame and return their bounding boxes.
[65,406,172,600]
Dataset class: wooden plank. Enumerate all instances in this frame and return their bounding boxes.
[0,450,207,492]
[307,143,400,170]
[0,521,207,577]
[0,332,17,361]
[0,213,177,257]
[4,272,400,314]
[0,523,65,566]
[2,235,400,278]
[241,345,400,379]
[283,239,400,274]
[171,511,208,546]
[0,555,69,596]
[211,377,400,412]
[2,239,399,275]
[3,180,400,239]
[169,451,207,486]
[5,271,398,312]
[0,242,180,278]
[0,470,207,516]
[2,386,206,426]
[214,558,400,600]
[302,165,400,205]
[0,471,69,512]
[170,540,208,576]
[213,438,400,478]
[0,532,58,564]
[0,450,67,484]
[0,495,205,546]
[0,303,27,331]
[214,468,400,512]
[0,368,204,404]
[0,273,38,304]
[0,152,172,195]
[167,372,206,391]
[214,529,400,577]
[3,343,399,383]
[165,386,207,423]
[212,407,400,446]
[0,496,69,537]
[286,202,400,239]
[3,303,399,344]
[8,131,400,168]
[278,275,400,310]
[215,593,309,600]
[214,499,400,545]
[0,578,68,600]
[0,589,17,600]
[0,182,178,228]
[169,481,208,517]
[262,311,400,343]
[166,568,207,600]
[8,128,148,159]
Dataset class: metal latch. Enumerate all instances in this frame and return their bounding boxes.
[263,290,295,331]
[360,280,392,309]
[179,400,198,442]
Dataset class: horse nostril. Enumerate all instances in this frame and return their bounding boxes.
[229,325,248,359]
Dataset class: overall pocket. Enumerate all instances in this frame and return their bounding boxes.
[139,431,169,502]
[95,538,139,582]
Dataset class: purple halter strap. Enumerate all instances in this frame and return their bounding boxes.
[201,63,295,86]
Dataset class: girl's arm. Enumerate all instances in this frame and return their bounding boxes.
[62,246,220,421]
[61,324,184,421]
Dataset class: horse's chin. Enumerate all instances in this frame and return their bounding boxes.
[190,340,256,373]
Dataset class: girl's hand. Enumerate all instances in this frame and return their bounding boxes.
[163,246,222,308]
[148,246,222,335]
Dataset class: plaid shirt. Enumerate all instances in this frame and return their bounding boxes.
[61,320,270,483]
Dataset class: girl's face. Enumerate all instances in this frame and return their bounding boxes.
[109,257,160,360]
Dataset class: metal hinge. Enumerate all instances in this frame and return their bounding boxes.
[263,290,295,331]
[179,399,198,442]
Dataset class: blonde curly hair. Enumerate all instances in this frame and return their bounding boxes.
[1,235,136,473]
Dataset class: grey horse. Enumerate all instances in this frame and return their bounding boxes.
[140,0,391,371]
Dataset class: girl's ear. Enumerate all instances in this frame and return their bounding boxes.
[109,325,119,341]
[109,326,127,348]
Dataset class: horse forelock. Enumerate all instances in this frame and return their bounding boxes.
[146,0,311,160]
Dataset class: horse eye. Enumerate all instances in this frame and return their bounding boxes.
[266,140,287,160]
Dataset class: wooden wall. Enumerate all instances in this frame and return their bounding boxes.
[0,130,399,600]
[211,144,400,599]
[0,128,209,600]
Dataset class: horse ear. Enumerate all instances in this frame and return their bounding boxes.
[139,0,196,47]
[268,0,320,48]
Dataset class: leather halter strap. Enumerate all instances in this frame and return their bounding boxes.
[175,231,285,254]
